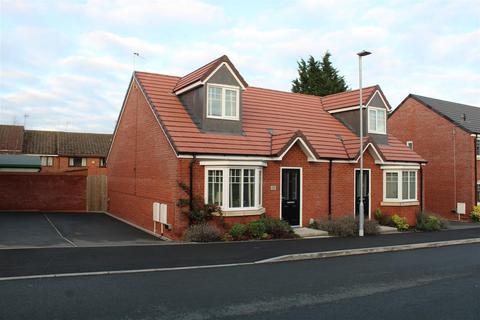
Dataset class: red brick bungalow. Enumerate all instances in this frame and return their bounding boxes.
[389,94,479,220]
[107,55,425,239]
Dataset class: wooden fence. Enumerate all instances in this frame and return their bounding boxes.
[87,175,108,212]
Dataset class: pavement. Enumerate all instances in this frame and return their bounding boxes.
[0,212,162,249]
[1,227,479,278]
[1,243,479,320]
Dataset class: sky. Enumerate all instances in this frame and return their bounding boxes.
[1,0,479,133]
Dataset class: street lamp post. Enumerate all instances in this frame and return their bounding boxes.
[357,50,371,237]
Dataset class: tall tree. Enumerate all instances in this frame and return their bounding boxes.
[292,52,348,96]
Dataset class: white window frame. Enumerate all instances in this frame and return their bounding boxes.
[69,157,86,167]
[383,170,418,202]
[41,156,53,167]
[368,107,387,134]
[205,166,263,211]
[206,83,240,121]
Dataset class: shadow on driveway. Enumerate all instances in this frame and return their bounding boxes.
[0,212,162,249]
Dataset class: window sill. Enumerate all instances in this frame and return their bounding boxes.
[477,155,480,160]
[381,201,419,207]
[214,207,265,217]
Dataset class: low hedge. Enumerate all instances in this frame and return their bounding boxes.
[183,224,222,242]
[313,216,379,237]
[416,211,447,231]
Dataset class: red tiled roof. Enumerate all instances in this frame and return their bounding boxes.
[173,55,248,93]
[134,60,424,163]
[0,125,24,153]
[321,86,378,111]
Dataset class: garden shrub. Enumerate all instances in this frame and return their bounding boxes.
[177,182,222,225]
[471,206,480,222]
[183,224,222,242]
[316,216,379,237]
[374,208,382,222]
[261,216,294,238]
[416,211,447,231]
[247,220,267,239]
[229,223,247,240]
[391,214,409,231]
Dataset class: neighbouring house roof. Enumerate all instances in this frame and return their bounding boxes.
[131,55,425,163]
[0,125,24,153]
[0,154,41,169]
[173,55,248,93]
[0,125,112,157]
[401,94,480,134]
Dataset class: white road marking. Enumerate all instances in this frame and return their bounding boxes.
[0,237,479,282]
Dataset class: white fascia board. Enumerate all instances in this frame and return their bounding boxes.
[24,154,58,157]
[327,105,361,114]
[173,81,203,95]
[199,160,267,167]
[381,164,420,170]
[276,137,318,161]
[353,143,384,164]
[203,62,246,90]
[366,90,391,111]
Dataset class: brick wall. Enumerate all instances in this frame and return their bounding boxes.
[40,156,107,176]
[389,97,475,219]
[108,81,183,239]
[0,172,87,211]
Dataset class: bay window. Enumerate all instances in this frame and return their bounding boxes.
[206,167,262,210]
[207,84,239,120]
[368,107,386,134]
[384,170,417,202]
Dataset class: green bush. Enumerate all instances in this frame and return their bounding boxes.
[416,211,447,231]
[391,214,409,231]
[247,220,267,239]
[183,224,222,242]
[374,208,382,222]
[471,206,480,222]
[229,223,247,240]
[261,216,294,238]
[316,216,379,237]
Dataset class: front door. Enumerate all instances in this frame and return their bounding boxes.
[281,168,301,226]
[355,169,370,218]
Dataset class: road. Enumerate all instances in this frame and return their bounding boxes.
[1,243,479,320]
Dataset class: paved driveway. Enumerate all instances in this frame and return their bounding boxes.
[0,212,162,249]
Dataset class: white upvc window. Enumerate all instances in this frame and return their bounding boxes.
[41,156,53,167]
[69,157,86,167]
[368,107,386,134]
[206,84,240,120]
[406,141,413,150]
[205,167,262,210]
[383,170,417,202]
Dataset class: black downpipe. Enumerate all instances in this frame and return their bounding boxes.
[189,154,197,210]
[475,137,478,205]
[420,165,424,212]
[328,160,332,220]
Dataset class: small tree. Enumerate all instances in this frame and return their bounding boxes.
[292,52,348,96]
[177,181,222,225]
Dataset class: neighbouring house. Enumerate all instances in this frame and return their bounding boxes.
[107,55,426,239]
[0,125,112,175]
[389,94,479,220]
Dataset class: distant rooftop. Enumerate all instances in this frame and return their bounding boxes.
[409,94,480,134]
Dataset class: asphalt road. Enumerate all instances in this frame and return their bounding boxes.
[1,243,479,320]
[2,228,480,278]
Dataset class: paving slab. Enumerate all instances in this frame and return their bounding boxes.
[294,227,329,238]
[378,225,398,234]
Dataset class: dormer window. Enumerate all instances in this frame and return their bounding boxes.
[368,107,386,134]
[207,84,239,120]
